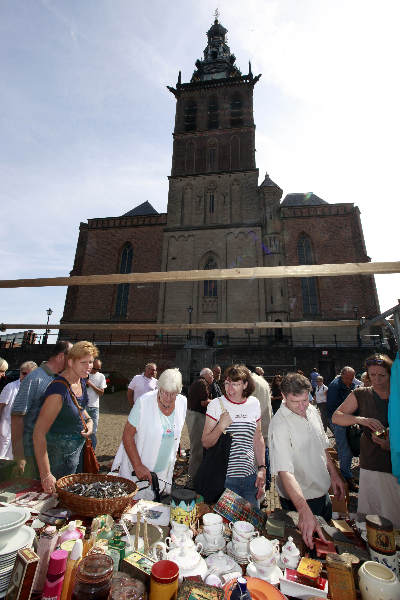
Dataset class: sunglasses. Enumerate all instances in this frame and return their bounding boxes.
[366,356,385,366]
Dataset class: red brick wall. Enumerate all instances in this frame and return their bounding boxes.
[282,204,380,320]
[62,215,166,327]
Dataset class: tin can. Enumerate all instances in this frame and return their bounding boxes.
[150,560,179,600]
[366,514,395,553]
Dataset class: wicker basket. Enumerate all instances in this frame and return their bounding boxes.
[56,473,138,517]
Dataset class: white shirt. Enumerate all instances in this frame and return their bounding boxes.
[0,379,20,458]
[128,373,157,404]
[87,371,107,408]
[268,403,331,500]
[315,384,328,404]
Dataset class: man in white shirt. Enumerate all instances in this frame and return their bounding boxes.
[127,363,157,407]
[86,358,107,449]
[314,375,329,431]
[269,372,345,548]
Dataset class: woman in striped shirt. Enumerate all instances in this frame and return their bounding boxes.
[201,364,266,507]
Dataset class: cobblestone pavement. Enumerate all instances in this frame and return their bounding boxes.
[96,392,359,513]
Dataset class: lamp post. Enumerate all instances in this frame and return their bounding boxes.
[42,308,53,344]
[187,306,193,342]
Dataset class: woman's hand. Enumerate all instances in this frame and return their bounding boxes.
[81,418,93,438]
[41,472,57,494]
[372,431,390,451]
[218,411,233,432]
[357,416,385,433]
[255,468,266,500]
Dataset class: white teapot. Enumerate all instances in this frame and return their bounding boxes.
[280,536,300,569]
[153,542,208,582]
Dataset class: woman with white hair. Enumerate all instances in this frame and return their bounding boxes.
[0,361,37,458]
[0,358,8,382]
[111,368,187,499]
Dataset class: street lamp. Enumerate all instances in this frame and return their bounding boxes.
[42,308,53,344]
[187,306,193,341]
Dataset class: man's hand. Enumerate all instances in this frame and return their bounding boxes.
[134,463,152,484]
[298,504,327,549]
[330,471,345,501]
[255,469,266,500]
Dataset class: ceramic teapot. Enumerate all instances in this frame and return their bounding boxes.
[249,536,280,565]
[280,536,300,569]
[358,561,400,600]
[153,542,207,582]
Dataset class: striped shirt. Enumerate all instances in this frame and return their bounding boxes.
[206,395,261,478]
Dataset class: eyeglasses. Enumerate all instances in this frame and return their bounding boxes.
[225,379,244,388]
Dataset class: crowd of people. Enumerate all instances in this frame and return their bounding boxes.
[0,346,399,547]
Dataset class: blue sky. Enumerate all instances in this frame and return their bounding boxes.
[1,0,399,335]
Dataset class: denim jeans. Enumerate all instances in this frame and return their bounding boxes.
[87,407,99,450]
[280,492,332,522]
[225,473,259,508]
[46,433,85,479]
[332,423,353,480]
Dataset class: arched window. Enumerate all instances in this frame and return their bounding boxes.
[208,95,219,129]
[275,319,283,341]
[184,100,197,131]
[208,140,217,171]
[115,243,133,318]
[203,257,218,297]
[297,234,319,315]
[230,93,243,127]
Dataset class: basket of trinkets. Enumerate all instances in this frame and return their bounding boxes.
[56,473,138,517]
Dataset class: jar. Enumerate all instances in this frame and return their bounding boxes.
[149,560,179,600]
[71,554,113,600]
[366,515,395,553]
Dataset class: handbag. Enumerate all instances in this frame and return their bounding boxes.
[346,423,362,457]
[193,398,232,504]
[55,378,100,474]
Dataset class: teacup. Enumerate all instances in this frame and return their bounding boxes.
[203,513,223,527]
[229,521,259,541]
[232,539,249,557]
[249,536,279,563]
[204,523,224,537]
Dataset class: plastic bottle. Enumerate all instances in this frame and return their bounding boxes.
[41,549,68,600]
[60,539,83,600]
[59,521,83,545]
[231,577,252,600]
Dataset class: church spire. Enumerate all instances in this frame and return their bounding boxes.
[191,15,241,82]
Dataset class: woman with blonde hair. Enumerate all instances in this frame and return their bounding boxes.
[33,341,98,494]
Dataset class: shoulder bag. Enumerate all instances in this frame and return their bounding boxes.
[346,423,361,457]
[54,378,100,474]
[193,398,232,504]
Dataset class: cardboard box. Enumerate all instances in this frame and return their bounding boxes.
[121,551,155,587]
[5,548,39,600]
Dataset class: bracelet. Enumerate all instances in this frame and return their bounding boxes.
[257,465,266,470]
[41,473,53,481]
[85,417,93,423]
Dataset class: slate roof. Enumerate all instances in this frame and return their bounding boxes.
[122,201,159,217]
[281,193,328,207]
[260,172,280,188]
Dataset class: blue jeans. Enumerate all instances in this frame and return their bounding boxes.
[225,473,259,508]
[332,423,353,480]
[46,433,85,479]
[87,407,99,450]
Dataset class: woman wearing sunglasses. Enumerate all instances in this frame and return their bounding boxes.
[332,353,399,526]
[201,364,265,507]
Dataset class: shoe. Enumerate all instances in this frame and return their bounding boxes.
[345,478,358,492]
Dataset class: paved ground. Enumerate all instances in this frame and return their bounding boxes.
[96,391,359,512]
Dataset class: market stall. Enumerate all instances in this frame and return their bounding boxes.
[1,472,399,600]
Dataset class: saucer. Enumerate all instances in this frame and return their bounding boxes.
[0,526,35,556]
[246,560,283,585]
[226,541,250,565]
[196,533,226,556]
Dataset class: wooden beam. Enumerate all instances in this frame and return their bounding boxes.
[0,261,399,288]
[1,320,361,331]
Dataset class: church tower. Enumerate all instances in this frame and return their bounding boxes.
[158,16,276,338]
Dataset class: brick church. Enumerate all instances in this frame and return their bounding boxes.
[61,17,379,348]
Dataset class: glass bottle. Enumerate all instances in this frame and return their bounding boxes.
[71,554,113,600]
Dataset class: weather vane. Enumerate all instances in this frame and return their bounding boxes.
[214,8,219,21]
